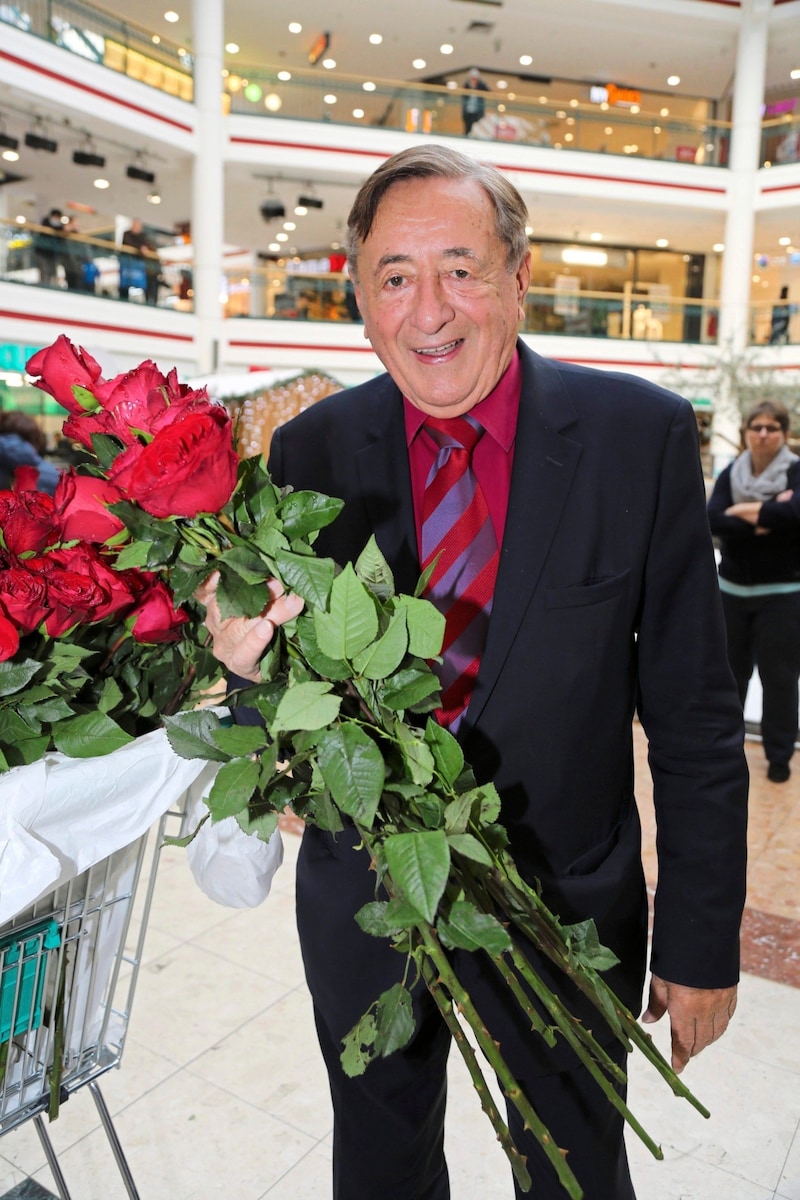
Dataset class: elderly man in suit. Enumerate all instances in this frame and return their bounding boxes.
[202,144,748,1200]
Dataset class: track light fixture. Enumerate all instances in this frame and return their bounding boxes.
[0,131,19,152]
[297,194,323,210]
[127,163,156,183]
[73,137,105,168]
[260,198,286,221]
[25,125,57,153]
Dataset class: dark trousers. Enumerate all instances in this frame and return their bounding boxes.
[297,824,636,1200]
[721,589,800,765]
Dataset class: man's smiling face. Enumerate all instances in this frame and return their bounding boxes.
[353,176,531,418]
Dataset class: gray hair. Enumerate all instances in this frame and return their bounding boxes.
[346,144,529,281]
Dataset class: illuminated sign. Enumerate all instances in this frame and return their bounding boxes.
[590,84,642,107]
[308,31,330,65]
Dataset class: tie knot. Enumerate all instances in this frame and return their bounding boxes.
[423,414,483,456]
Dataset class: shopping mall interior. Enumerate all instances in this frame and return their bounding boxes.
[0,0,799,1196]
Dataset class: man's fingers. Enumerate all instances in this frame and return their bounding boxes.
[642,976,737,1074]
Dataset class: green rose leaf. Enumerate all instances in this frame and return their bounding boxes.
[0,659,41,697]
[235,802,280,844]
[564,919,621,973]
[216,566,269,620]
[352,610,408,681]
[52,712,135,758]
[218,545,269,585]
[296,615,351,681]
[383,830,450,924]
[317,723,385,828]
[113,540,151,570]
[437,901,512,955]
[396,722,435,787]
[278,490,344,540]
[97,676,124,714]
[355,536,396,601]
[206,757,261,822]
[446,832,493,866]
[425,719,465,787]
[211,724,268,757]
[274,549,336,611]
[314,563,379,661]
[163,710,232,762]
[396,595,446,659]
[374,982,415,1058]
[379,665,440,712]
[89,431,123,466]
[355,900,417,937]
[270,681,342,733]
[341,1010,377,1078]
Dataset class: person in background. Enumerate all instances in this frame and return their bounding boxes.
[34,207,65,287]
[768,286,791,345]
[708,399,800,783]
[0,410,60,494]
[121,218,161,304]
[198,144,747,1200]
[461,67,490,135]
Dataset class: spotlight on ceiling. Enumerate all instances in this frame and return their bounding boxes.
[0,132,19,152]
[297,194,323,210]
[25,130,58,153]
[260,197,286,221]
[126,164,156,183]
[73,147,106,167]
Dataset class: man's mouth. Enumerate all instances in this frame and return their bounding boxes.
[414,339,463,358]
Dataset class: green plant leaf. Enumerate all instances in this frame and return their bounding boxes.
[396,596,445,658]
[0,659,41,697]
[295,615,351,680]
[446,833,493,866]
[352,610,408,680]
[314,563,379,661]
[443,794,473,835]
[97,676,124,714]
[211,724,268,757]
[218,545,269,584]
[355,900,418,937]
[270,681,342,733]
[113,540,151,570]
[52,712,135,758]
[379,665,440,712]
[437,901,512,955]
[163,710,232,762]
[341,1010,377,1077]
[355,536,395,601]
[274,549,335,610]
[425,719,465,787]
[383,830,450,924]
[277,489,344,540]
[235,802,280,844]
[374,982,415,1058]
[396,722,435,787]
[89,431,123,466]
[317,723,385,828]
[216,566,269,620]
[206,757,261,821]
[564,919,621,972]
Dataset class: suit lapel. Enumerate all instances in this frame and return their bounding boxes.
[464,345,583,733]
[353,378,421,597]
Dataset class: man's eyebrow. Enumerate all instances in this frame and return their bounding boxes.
[375,247,479,271]
[376,253,411,271]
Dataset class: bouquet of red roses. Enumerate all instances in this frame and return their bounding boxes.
[5,335,710,1198]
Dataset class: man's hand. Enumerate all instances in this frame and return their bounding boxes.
[642,975,737,1073]
[195,571,304,682]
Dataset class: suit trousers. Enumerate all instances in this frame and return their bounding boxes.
[721,589,800,766]
[296,824,636,1200]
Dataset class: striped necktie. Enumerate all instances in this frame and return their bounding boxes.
[421,414,500,731]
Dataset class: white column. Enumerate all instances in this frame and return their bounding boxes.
[191,0,225,375]
[713,0,772,471]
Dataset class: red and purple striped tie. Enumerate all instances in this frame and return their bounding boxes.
[421,414,500,731]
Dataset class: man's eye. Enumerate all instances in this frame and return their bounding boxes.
[385,275,404,288]
[452,269,471,280]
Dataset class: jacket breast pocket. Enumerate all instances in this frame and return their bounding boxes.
[544,568,631,610]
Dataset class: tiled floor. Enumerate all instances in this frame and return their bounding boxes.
[1,723,798,1199]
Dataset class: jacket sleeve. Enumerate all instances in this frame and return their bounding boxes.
[706,464,753,539]
[637,400,748,989]
[758,461,800,530]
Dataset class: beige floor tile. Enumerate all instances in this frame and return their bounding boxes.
[189,888,306,989]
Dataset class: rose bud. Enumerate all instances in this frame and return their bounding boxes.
[26,335,104,415]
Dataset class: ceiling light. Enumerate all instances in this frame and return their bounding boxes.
[353,108,365,119]
[363,81,376,91]
[288,22,302,33]
[268,242,281,252]
[146,192,161,204]
[779,236,792,245]
[93,178,110,189]
[562,248,608,267]
[226,43,239,53]
[265,93,282,112]
[564,133,574,142]
[0,132,19,151]
[2,149,19,162]
[569,99,579,108]
[276,233,289,242]
[656,238,669,248]
[440,44,454,54]
[369,34,382,45]
[412,59,426,69]
[152,34,161,44]
[298,194,323,209]
[604,126,613,135]
[294,205,307,216]
[322,58,336,69]
[660,107,670,117]
[590,232,603,242]
[164,11,179,22]
[496,80,507,90]
[791,68,800,80]
[713,243,725,252]
[277,70,292,81]
[667,75,680,86]
[520,55,532,66]
[127,163,155,183]
[525,225,533,237]
[283,221,296,231]
[323,94,337,104]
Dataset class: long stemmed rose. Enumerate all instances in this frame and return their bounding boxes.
[15,336,711,1197]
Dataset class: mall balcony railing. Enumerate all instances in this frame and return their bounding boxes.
[0,0,192,99]
[0,219,194,309]
[225,65,733,165]
[760,113,800,168]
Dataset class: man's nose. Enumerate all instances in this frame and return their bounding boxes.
[412,276,455,332]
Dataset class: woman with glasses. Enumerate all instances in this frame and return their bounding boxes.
[708,400,800,782]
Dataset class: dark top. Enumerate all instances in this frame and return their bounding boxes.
[707,458,800,585]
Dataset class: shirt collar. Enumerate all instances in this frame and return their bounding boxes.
[404,348,521,449]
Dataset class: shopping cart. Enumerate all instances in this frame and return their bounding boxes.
[0,808,173,1200]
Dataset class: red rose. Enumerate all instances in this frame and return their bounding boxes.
[0,491,57,555]
[0,567,49,633]
[111,407,239,518]
[13,465,40,492]
[54,471,126,544]
[26,336,104,415]
[129,580,189,643]
[29,554,107,637]
[61,407,120,451]
[0,604,20,662]
[43,545,136,623]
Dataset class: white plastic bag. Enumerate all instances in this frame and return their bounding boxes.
[183,770,284,907]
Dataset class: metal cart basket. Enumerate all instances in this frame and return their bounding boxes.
[0,810,170,1199]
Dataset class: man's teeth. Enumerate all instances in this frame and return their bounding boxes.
[416,341,460,356]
